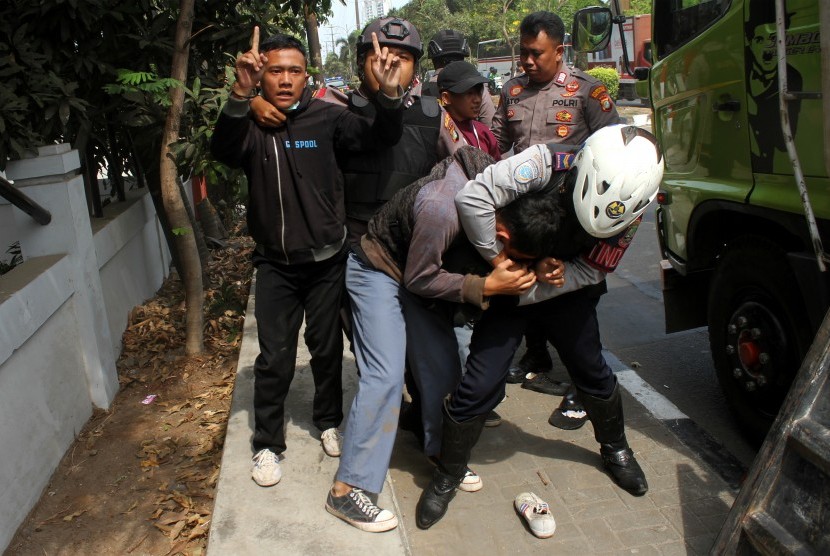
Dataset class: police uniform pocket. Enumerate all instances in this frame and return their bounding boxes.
[506,104,525,122]
[506,104,525,140]
[550,105,582,139]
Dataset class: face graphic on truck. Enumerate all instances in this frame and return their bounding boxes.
[744,3,802,175]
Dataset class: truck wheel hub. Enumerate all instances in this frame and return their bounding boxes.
[726,301,787,384]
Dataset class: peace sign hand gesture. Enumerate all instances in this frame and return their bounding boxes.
[233,26,267,96]
[369,32,403,97]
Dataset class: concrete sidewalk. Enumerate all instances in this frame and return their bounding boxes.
[208,287,736,555]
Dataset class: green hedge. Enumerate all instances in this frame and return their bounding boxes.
[585,67,620,100]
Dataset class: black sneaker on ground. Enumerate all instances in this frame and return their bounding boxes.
[548,389,588,430]
[325,487,398,532]
[506,365,528,384]
[517,347,554,373]
[521,373,570,396]
[484,410,502,427]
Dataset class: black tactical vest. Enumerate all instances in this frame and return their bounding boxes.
[340,94,442,239]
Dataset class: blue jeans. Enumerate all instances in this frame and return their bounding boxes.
[336,253,463,491]
[336,253,410,493]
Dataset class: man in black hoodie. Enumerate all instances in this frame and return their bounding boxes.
[210,28,405,488]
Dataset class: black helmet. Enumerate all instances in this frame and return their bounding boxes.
[427,29,470,61]
[356,17,423,60]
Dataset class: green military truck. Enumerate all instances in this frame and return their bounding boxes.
[575,1,828,442]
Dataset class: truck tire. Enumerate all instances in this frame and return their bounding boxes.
[707,237,812,444]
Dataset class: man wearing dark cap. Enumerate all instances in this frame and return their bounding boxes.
[438,61,501,160]
[424,29,496,127]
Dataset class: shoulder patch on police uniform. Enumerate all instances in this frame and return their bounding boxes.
[566,81,580,92]
[591,85,608,99]
[555,110,573,122]
[582,218,641,272]
[509,85,523,97]
[618,219,640,247]
[556,125,569,138]
[513,159,541,184]
[555,72,567,85]
[596,92,613,112]
[444,113,460,142]
[553,152,575,171]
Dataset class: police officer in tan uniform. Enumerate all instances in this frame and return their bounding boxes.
[492,11,619,154]
[491,11,620,426]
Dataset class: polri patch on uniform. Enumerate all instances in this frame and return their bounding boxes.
[444,113,460,142]
[506,108,515,119]
[591,85,608,99]
[566,81,580,92]
[556,124,569,138]
[555,110,573,122]
[605,200,626,219]
[510,85,523,97]
[555,72,567,85]
[513,159,541,184]
[599,93,613,112]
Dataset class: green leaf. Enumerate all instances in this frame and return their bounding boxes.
[172,227,191,236]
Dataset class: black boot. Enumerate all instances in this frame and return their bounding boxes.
[548,386,589,430]
[416,404,486,529]
[579,384,648,496]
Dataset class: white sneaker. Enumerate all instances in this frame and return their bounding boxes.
[514,492,556,538]
[458,467,483,492]
[251,448,282,486]
[321,427,342,457]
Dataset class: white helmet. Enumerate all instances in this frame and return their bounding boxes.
[571,124,664,238]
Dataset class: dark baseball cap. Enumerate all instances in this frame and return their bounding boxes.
[438,61,488,93]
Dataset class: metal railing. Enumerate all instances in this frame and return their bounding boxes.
[0,175,51,226]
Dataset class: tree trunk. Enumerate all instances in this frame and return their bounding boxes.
[160,0,204,354]
[305,9,325,87]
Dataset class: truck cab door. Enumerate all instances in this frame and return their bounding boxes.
[744,0,826,215]
[651,0,750,265]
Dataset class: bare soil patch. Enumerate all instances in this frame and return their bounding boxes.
[7,234,253,556]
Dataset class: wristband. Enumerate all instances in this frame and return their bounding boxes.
[230,88,258,100]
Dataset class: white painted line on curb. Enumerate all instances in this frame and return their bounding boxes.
[603,349,688,421]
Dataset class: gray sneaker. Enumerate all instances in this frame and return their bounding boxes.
[325,488,398,532]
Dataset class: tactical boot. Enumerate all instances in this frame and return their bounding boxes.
[579,384,648,496]
[416,404,487,529]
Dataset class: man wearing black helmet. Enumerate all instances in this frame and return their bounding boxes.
[422,29,496,127]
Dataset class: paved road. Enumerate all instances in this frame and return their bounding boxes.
[594,208,759,469]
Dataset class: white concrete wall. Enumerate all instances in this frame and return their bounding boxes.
[0,145,170,552]
[96,191,172,357]
[0,199,17,265]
